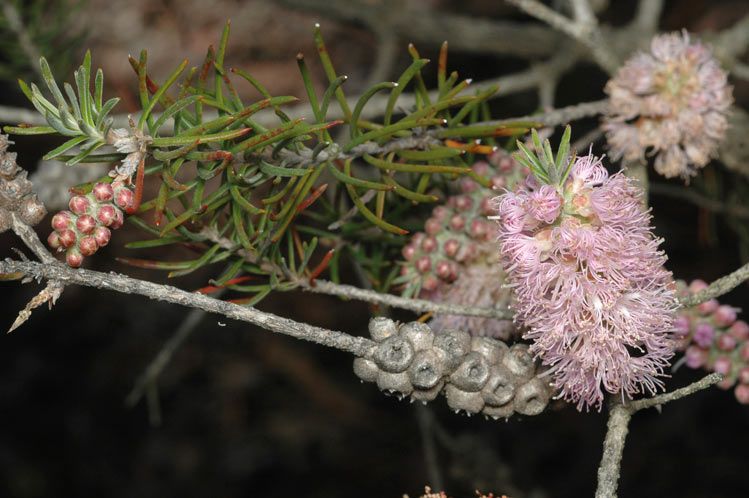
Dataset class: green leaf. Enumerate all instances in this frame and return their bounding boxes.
[43,135,88,160]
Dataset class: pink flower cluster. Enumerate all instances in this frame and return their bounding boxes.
[396,151,527,339]
[675,280,749,404]
[495,154,678,410]
[48,181,134,267]
[603,31,733,180]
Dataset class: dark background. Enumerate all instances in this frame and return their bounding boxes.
[1,1,748,497]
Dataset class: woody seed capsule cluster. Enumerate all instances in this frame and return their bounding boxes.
[0,135,47,232]
[675,280,749,404]
[397,151,527,339]
[353,317,552,419]
[47,181,134,267]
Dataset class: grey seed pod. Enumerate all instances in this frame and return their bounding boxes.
[373,335,414,373]
[449,351,490,392]
[482,402,515,420]
[369,316,398,342]
[514,378,551,416]
[408,349,445,389]
[0,208,12,233]
[445,384,485,414]
[399,321,434,351]
[471,336,509,365]
[502,343,535,380]
[376,370,413,395]
[0,151,19,178]
[353,358,380,383]
[433,328,472,371]
[18,197,46,226]
[411,380,445,403]
[482,364,516,406]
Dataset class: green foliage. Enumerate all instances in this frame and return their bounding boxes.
[5,21,532,304]
[514,126,574,187]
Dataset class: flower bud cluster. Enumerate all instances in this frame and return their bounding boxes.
[676,280,749,404]
[397,151,527,339]
[602,31,733,180]
[0,135,47,232]
[47,181,134,267]
[353,317,552,419]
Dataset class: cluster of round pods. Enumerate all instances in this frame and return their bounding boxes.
[47,181,134,267]
[396,151,527,298]
[676,280,749,403]
[353,317,552,419]
[0,135,47,232]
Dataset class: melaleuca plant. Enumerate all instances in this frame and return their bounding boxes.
[5,23,532,302]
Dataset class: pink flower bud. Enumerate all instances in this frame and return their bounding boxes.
[110,209,125,230]
[58,229,77,248]
[401,244,416,261]
[693,322,715,347]
[716,333,737,352]
[431,206,448,221]
[459,177,477,194]
[93,182,114,202]
[93,226,111,247]
[47,232,61,250]
[685,345,708,368]
[415,256,432,273]
[713,305,737,327]
[738,367,749,385]
[490,175,507,190]
[425,218,442,235]
[114,186,134,211]
[471,161,490,176]
[717,377,735,390]
[97,205,117,226]
[729,321,749,341]
[78,236,98,256]
[69,195,91,215]
[75,214,96,234]
[435,260,452,280]
[421,236,437,253]
[712,356,732,376]
[443,239,460,258]
[449,215,465,231]
[734,384,749,404]
[697,299,719,315]
[480,197,495,216]
[454,195,473,212]
[689,279,708,293]
[66,248,83,268]
[421,275,439,292]
[411,232,425,246]
[51,211,73,231]
[742,343,749,362]
[469,219,489,240]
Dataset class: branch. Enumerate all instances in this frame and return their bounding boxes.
[632,0,664,33]
[679,261,749,308]
[595,373,722,498]
[0,259,375,357]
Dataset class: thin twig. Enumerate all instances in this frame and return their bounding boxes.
[0,259,376,357]
[595,373,722,498]
[679,262,749,308]
[632,0,664,33]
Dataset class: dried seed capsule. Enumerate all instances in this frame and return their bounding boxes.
[369,317,397,342]
[353,358,380,383]
[502,343,535,380]
[471,336,509,365]
[411,380,445,403]
[376,371,413,395]
[482,364,516,406]
[399,321,434,351]
[449,351,490,392]
[408,349,445,389]
[373,335,414,373]
[514,378,550,416]
[433,329,472,371]
[445,384,484,414]
[18,197,46,226]
[0,209,11,233]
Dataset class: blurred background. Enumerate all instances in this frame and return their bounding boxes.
[1,0,748,497]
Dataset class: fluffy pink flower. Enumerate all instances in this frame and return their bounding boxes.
[602,31,733,180]
[495,152,677,410]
